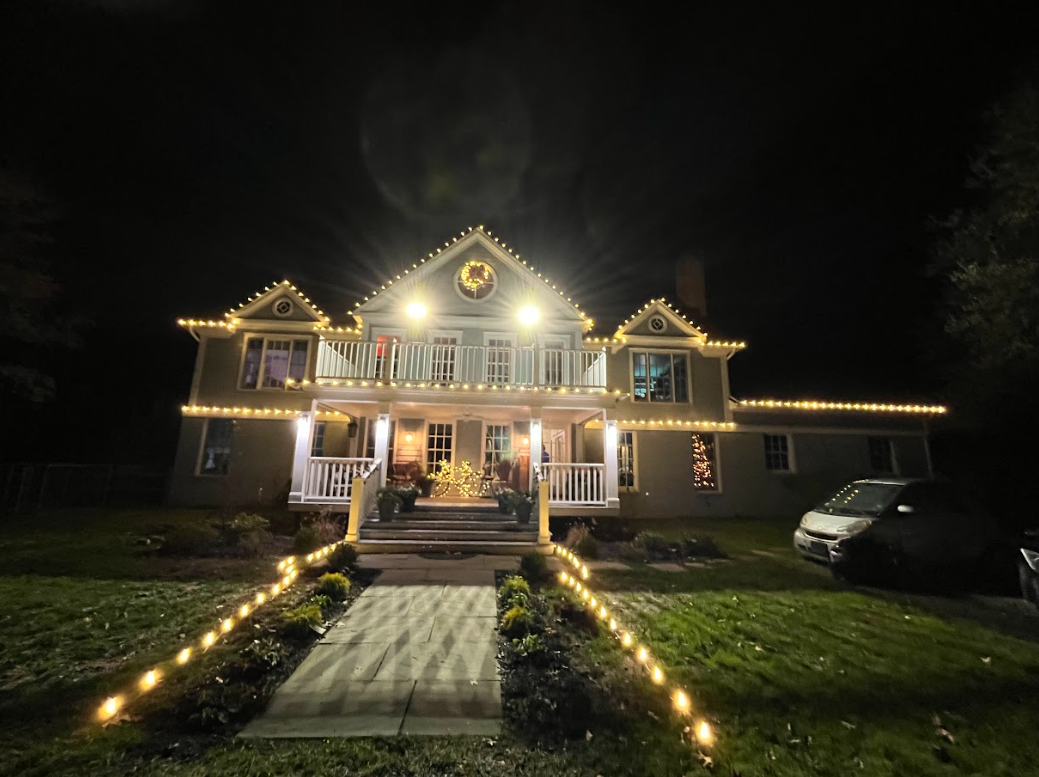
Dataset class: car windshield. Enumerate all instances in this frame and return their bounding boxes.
[818,482,903,517]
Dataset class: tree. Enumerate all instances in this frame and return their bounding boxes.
[932,82,1039,425]
[0,168,82,402]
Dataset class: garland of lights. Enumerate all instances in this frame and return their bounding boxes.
[96,542,344,723]
[431,460,483,498]
[459,260,493,292]
[553,545,716,751]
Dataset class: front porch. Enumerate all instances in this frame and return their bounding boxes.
[285,399,620,549]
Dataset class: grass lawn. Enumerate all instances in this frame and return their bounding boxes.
[2,509,1038,776]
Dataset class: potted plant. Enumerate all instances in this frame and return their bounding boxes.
[496,487,515,515]
[513,490,535,524]
[397,485,418,512]
[376,488,402,521]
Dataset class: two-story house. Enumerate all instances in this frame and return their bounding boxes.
[170,226,944,549]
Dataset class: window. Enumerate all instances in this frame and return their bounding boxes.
[365,419,396,465]
[456,260,496,300]
[763,434,792,471]
[484,424,512,469]
[197,419,233,475]
[239,337,309,390]
[486,338,513,383]
[868,436,896,474]
[311,421,326,457]
[618,431,636,490]
[692,433,718,491]
[430,336,457,382]
[632,351,689,403]
[426,423,453,471]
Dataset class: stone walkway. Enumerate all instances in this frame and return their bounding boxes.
[240,554,512,738]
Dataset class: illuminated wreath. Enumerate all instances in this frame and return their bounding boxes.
[457,260,496,300]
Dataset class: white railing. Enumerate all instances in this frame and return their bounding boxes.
[541,463,606,506]
[303,457,376,503]
[315,340,607,389]
[358,459,381,521]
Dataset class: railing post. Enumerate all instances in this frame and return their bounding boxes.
[345,477,364,542]
[537,476,550,545]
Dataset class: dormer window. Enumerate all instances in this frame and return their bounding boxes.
[456,260,496,300]
[632,351,689,403]
[239,337,309,390]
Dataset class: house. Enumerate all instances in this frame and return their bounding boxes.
[170,225,944,548]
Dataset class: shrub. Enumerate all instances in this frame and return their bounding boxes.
[229,512,272,556]
[680,535,726,559]
[310,594,333,615]
[281,603,323,638]
[519,551,549,584]
[268,511,300,537]
[230,512,270,533]
[315,572,351,601]
[564,522,592,550]
[163,523,221,555]
[512,633,545,658]
[293,525,320,553]
[555,598,599,634]
[500,575,531,607]
[236,529,270,557]
[501,605,535,637]
[575,533,599,559]
[633,531,671,555]
[306,511,343,545]
[327,543,358,572]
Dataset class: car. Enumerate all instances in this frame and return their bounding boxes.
[1020,530,1039,612]
[794,478,996,571]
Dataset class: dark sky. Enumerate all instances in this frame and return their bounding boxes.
[2,0,1037,463]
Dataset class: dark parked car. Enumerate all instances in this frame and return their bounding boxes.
[820,479,998,585]
[1020,530,1039,612]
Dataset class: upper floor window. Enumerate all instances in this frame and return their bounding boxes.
[632,351,688,403]
[763,434,793,472]
[868,436,896,474]
[240,337,309,390]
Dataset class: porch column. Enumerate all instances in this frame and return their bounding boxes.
[528,408,542,491]
[603,411,620,509]
[373,403,391,487]
[288,400,318,505]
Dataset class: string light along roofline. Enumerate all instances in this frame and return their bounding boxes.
[614,297,746,349]
[224,279,330,323]
[350,225,594,330]
[736,399,947,415]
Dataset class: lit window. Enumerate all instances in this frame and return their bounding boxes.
[198,419,233,475]
[426,423,453,471]
[763,434,792,472]
[692,433,718,491]
[618,431,636,491]
[868,436,896,474]
[239,337,309,390]
[632,351,688,403]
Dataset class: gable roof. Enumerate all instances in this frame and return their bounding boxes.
[351,225,594,329]
[226,280,330,324]
[615,298,706,339]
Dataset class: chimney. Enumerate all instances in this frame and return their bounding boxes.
[675,256,707,320]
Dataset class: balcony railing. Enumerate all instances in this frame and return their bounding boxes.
[540,463,606,506]
[302,457,376,503]
[316,340,607,389]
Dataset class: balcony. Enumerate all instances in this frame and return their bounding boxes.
[315,340,607,389]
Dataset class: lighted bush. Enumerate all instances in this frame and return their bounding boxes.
[162,523,221,555]
[575,533,599,559]
[328,543,358,572]
[501,605,535,637]
[519,551,549,583]
[315,572,351,601]
[500,575,531,607]
[293,525,320,553]
[281,603,323,638]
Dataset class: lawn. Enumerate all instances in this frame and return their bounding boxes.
[2,509,1037,777]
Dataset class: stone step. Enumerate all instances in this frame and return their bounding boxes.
[366,519,526,531]
[355,539,547,555]
[361,528,537,543]
[389,512,516,522]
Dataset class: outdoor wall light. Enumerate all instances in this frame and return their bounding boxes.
[522,436,530,445]
[406,301,427,319]
[518,305,539,325]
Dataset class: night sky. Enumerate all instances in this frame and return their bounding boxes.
[2,0,1037,464]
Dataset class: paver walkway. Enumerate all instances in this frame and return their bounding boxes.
[240,554,512,738]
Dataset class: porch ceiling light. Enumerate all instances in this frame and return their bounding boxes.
[406,301,427,319]
[518,305,539,325]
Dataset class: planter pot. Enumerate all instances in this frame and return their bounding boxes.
[378,502,396,521]
[515,501,533,524]
[419,481,434,498]
[497,496,512,515]
[401,492,417,512]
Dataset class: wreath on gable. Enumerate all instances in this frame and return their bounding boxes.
[458,260,495,298]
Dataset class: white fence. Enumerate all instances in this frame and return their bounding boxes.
[316,340,607,389]
[303,457,376,503]
[540,463,606,506]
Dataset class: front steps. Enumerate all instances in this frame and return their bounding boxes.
[356,506,543,554]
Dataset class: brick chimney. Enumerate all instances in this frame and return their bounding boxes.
[675,256,707,320]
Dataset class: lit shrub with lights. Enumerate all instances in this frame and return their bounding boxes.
[501,605,535,637]
[281,602,323,638]
[315,573,351,602]
[499,575,531,608]
[519,551,549,584]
